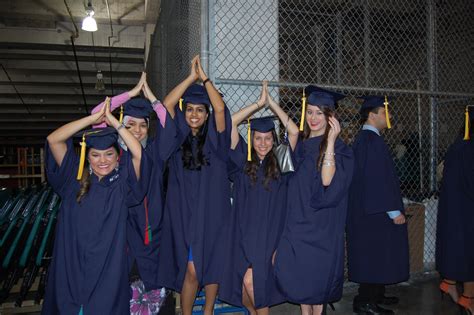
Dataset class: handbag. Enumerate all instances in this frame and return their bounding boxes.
[275,118,295,173]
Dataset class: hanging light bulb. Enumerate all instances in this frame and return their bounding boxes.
[95,70,105,91]
[82,2,98,32]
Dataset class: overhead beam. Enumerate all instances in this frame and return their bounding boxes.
[2,68,141,78]
[0,42,145,55]
[0,81,134,89]
[0,53,144,64]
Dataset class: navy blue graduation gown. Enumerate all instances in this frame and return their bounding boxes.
[126,114,176,290]
[156,106,232,292]
[42,139,151,315]
[436,138,474,281]
[219,137,287,308]
[346,129,409,284]
[274,136,354,304]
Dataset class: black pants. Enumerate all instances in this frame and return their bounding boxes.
[354,283,386,305]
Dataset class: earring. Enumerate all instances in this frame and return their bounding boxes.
[88,164,92,175]
[115,164,119,172]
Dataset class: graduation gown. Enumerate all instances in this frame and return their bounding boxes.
[156,106,232,292]
[219,138,287,308]
[274,136,354,304]
[42,139,151,315]
[436,138,474,281]
[346,129,409,284]
[126,113,176,290]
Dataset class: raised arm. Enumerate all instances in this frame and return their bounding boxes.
[320,116,340,186]
[162,56,199,118]
[104,100,142,179]
[91,72,146,127]
[267,87,299,151]
[230,81,267,149]
[195,57,226,133]
[47,106,106,167]
[142,76,166,127]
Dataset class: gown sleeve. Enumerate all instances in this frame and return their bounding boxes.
[206,106,232,162]
[123,147,153,205]
[44,138,78,198]
[310,141,354,212]
[152,109,179,162]
[228,135,247,181]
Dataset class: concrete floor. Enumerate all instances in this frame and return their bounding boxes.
[268,275,460,315]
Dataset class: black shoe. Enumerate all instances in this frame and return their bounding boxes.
[353,303,395,314]
[376,296,399,305]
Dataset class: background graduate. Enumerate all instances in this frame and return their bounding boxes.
[436,105,474,315]
[219,81,297,315]
[346,95,409,315]
[42,100,151,314]
[157,56,231,315]
[91,73,172,294]
[274,86,354,315]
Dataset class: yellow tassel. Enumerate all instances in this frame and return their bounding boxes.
[76,133,86,180]
[179,98,183,111]
[384,95,392,129]
[464,106,470,141]
[299,89,307,131]
[247,118,252,161]
[119,104,124,123]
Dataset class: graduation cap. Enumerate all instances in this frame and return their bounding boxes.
[123,98,153,119]
[75,127,118,180]
[246,117,276,161]
[179,84,211,111]
[299,85,346,131]
[464,105,474,140]
[360,95,392,129]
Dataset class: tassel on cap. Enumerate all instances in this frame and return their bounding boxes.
[247,118,252,161]
[464,106,471,141]
[299,89,307,131]
[119,104,124,123]
[384,95,392,129]
[77,133,87,180]
[179,98,184,111]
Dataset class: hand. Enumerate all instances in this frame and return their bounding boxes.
[142,80,157,103]
[129,72,146,97]
[89,99,106,125]
[104,97,120,129]
[272,250,277,266]
[188,55,200,82]
[327,116,341,143]
[393,213,406,225]
[195,56,208,82]
[257,80,268,107]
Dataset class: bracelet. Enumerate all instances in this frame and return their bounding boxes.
[203,78,211,85]
[322,161,335,167]
[325,152,336,156]
[116,123,126,131]
[151,99,161,107]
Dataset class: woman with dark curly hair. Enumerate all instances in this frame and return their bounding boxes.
[219,81,298,315]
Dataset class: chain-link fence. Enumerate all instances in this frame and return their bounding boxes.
[149,0,474,276]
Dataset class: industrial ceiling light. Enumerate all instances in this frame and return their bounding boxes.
[82,1,98,32]
[95,70,105,91]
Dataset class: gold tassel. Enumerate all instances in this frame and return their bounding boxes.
[119,104,124,123]
[179,98,184,111]
[299,89,307,131]
[77,133,86,180]
[384,95,392,129]
[247,118,252,161]
[464,106,470,141]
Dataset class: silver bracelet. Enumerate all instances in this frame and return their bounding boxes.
[116,123,126,131]
[151,99,161,107]
[325,152,336,156]
[322,161,335,167]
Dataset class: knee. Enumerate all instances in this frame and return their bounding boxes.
[186,264,198,283]
[243,273,253,291]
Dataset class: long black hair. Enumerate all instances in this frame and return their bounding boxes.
[181,104,210,170]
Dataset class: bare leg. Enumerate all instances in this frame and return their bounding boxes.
[463,282,474,313]
[256,307,270,315]
[243,268,256,306]
[242,281,257,315]
[300,304,312,315]
[181,262,199,315]
[442,278,459,302]
[312,304,323,315]
[203,283,218,315]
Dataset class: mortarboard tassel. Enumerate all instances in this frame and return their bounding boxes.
[384,95,392,129]
[299,89,307,131]
[247,118,252,161]
[179,98,184,111]
[119,104,124,123]
[464,106,470,141]
[77,133,86,180]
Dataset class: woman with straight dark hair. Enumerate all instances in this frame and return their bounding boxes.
[273,86,354,315]
[156,56,232,315]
